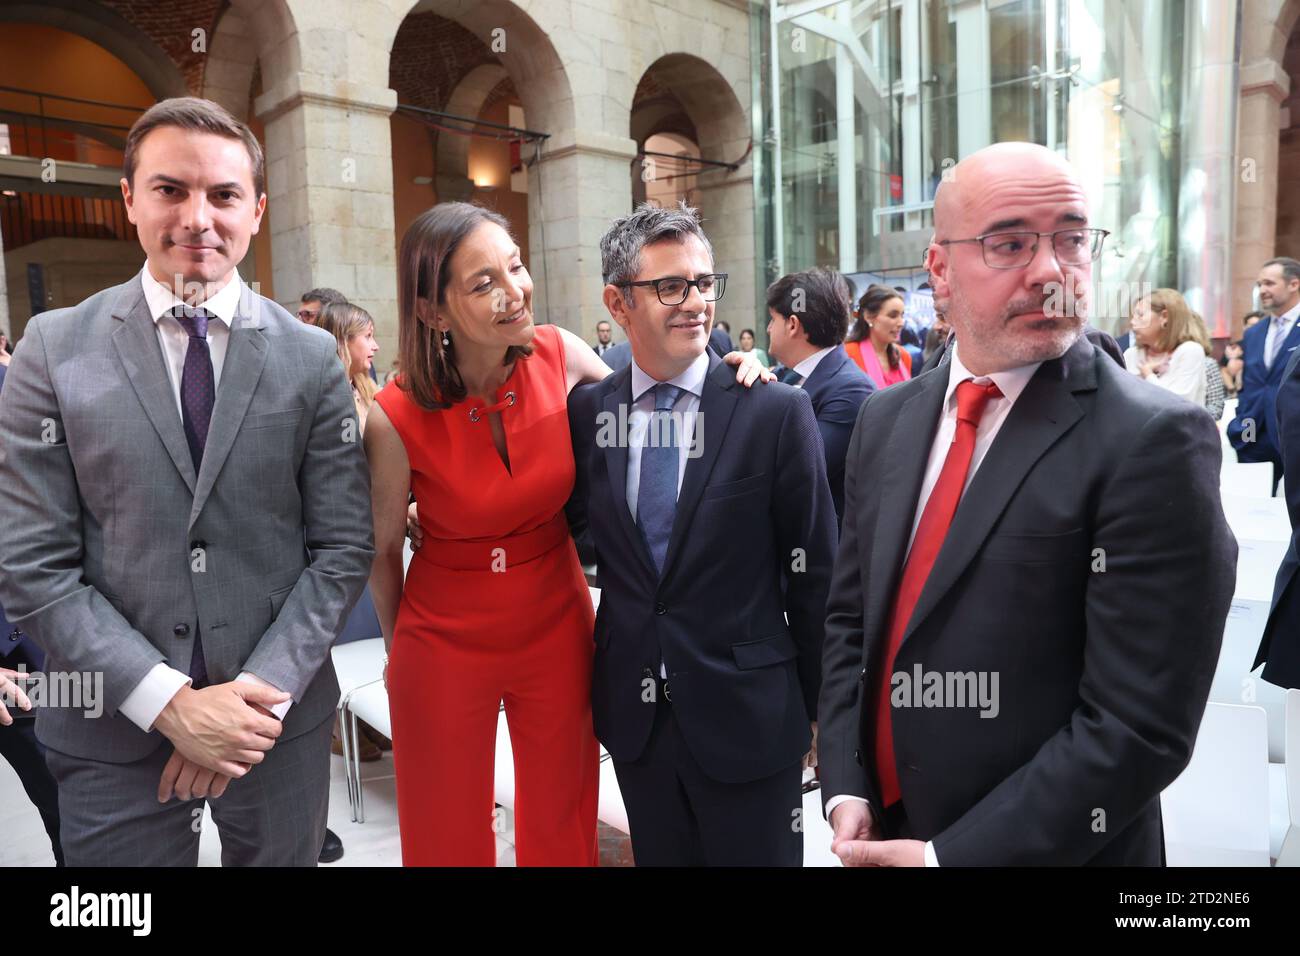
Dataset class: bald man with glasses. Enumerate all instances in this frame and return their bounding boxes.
[818,142,1236,867]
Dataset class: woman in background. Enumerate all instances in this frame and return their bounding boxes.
[308,301,388,763]
[737,328,771,368]
[845,283,911,388]
[1125,289,1209,409]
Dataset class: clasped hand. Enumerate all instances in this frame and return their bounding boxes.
[829,800,926,867]
[153,681,289,802]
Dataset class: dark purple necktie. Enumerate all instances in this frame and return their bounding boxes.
[171,305,215,687]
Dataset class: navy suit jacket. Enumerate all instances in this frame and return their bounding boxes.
[1228,316,1300,466]
[566,349,838,783]
[1258,343,1300,687]
[799,346,876,525]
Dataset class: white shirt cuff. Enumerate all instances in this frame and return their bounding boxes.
[924,841,939,867]
[236,671,293,721]
[824,793,870,818]
[118,663,191,732]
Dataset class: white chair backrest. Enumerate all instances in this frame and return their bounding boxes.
[1279,690,1300,866]
[1221,461,1277,500]
[1162,702,1270,866]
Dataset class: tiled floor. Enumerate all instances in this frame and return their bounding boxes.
[0,743,642,867]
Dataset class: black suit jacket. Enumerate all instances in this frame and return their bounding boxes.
[1258,344,1300,687]
[799,345,876,525]
[567,350,838,783]
[819,334,1236,865]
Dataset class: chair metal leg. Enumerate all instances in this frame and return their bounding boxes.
[350,707,365,823]
[338,700,359,823]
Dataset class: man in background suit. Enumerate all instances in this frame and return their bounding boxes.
[818,142,1235,866]
[765,267,875,526]
[567,203,837,865]
[0,97,373,866]
[1228,257,1300,486]
[1257,342,1300,688]
[593,319,616,358]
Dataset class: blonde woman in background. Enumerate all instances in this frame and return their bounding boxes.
[1125,288,1210,408]
[308,301,388,771]
[315,301,381,430]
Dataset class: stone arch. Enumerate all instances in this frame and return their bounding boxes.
[388,0,574,137]
[434,63,511,203]
[0,0,188,100]
[201,5,260,120]
[630,52,754,335]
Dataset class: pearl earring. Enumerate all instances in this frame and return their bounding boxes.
[442,330,450,347]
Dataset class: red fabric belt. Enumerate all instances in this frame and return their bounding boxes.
[413,511,569,571]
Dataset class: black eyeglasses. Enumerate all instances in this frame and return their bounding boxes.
[618,273,728,306]
[938,228,1109,270]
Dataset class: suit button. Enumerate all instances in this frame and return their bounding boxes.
[7,629,20,643]
[173,623,190,637]
[853,749,862,766]
[654,602,667,615]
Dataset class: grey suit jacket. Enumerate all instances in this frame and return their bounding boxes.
[0,274,375,762]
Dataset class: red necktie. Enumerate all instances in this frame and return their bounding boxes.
[873,379,1002,807]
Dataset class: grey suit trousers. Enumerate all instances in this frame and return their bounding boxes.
[44,712,333,867]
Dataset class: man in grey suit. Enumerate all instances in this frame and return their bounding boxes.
[0,98,374,866]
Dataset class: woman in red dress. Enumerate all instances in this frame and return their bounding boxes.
[367,204,767,866]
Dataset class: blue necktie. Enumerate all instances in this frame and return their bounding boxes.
[171,305,214,688]
[1268,317,1290,369]
[636,383,682,575]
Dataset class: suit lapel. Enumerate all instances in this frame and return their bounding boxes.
[111,279,197,495]
[800,345,847,402]
[1268,320,1300,384]
[600,368,656,576]
[864,370,947,644]
[660,353,738,582]
[189,283,268,527]
[900,337,1094,645]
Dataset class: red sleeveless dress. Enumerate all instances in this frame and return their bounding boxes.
[375,324,599,866]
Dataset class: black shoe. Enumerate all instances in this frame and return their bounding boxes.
[319,827,344,864]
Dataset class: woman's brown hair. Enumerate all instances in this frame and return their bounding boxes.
[849,283,905,369]
[396,202,533,410]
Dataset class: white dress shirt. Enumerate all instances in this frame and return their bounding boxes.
[826,341,1043,867]
[790,345,836,388]
[118,267,293,733]
[1265,302,1300,369]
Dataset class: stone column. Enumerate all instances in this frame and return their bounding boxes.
[695,165,757,336]
[526,129,638,341]
[1234,62,1290,327]
[255,73,401,359]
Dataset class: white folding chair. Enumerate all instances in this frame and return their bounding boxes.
[1221,461,1277,499]
[1162,702,1271,866]
[1270,690,1300,865]
[341,678,392,823]
[330,638,386,822]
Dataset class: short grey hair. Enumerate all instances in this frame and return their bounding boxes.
[600,201,714,303]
